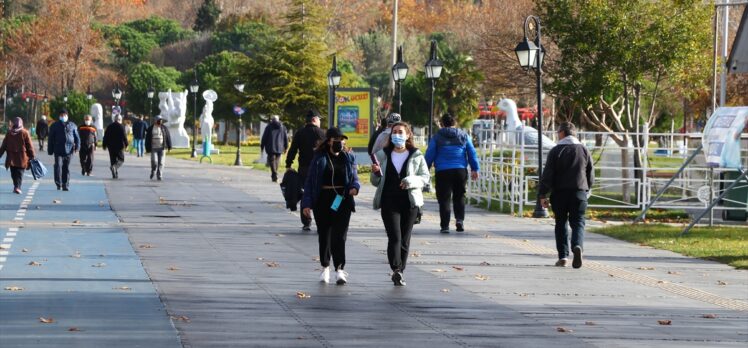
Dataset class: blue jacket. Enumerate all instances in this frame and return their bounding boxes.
[47,121,80,157]
[132,119,148,139]
[425,127,479,172]
[301,151,361,211]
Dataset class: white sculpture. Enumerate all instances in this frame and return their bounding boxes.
[90,103,104,139]
[498,98,556,150]
[199,90,217,156]
[157,89,190,148]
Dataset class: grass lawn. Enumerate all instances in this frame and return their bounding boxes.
[167,143,275,171]
[592,224,748,269]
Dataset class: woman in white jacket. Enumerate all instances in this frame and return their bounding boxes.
[371,122,430,286]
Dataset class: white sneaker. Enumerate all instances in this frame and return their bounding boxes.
[319,267,330,283]
[336,269,348,285]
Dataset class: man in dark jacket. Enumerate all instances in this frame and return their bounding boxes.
[425,114,480,233]
[538,122,594,269]
[35,115,49,151]
[102,114,128,179]
[285,109,326,230]
[78,115,97,176]
[131,115,148,157]
[261,115,289,182]
[48,109,80,191]
[145,116,172,180]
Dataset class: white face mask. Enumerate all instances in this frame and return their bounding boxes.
[85,120,92,126]
[59,116,68,123]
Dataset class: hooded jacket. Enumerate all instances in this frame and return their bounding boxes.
[261,120,289,155]
[0,128,35,169]
[35,119,49,138]
[371,148,430,209]
[538,136,594,197]
[47,121,80,157]
[425,127,480,172]
[102,122,128,152]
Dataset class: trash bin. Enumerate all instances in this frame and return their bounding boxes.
[721,170,748,221]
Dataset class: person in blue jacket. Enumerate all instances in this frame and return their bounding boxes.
[425,113,479,233]
[47,109,80,191]
[301,127,360,285]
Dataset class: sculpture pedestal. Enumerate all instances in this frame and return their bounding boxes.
[169,125,190,148]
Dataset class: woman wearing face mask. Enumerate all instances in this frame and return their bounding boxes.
[0,117,35,194]
[301,127,360,285]
[370,122,430,286]
[78,115,97,176]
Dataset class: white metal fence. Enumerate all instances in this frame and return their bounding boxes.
[467,124,748,218]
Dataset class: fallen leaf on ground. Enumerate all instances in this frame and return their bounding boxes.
[21,248,29,252]
[312,256,320,261]
[275,234,285,237]
[52,199,61,204]
[657,320,672,325]
[296,291,311,299]
[431,268,447,273]
[265,262,280,268]
[39,317,54,324]
[657,280,667,284]
[113,286,131,291]
[518,293,529,297]
[479,261,491,266]
[72,220,80,224]
[482,234,491,238]
[421,241,432,245]
[441,288,450,293]
[28,261,42,266]
[556,327,573,333]
[264,242,274,245]
[68,327,81,332]
[167,266,179,271]
[4,286,23,291]
[0,245,7,250]
[256,257,265,261]
[410,251,421,257]
[638,266,655,270]
[717,280,728,286]
[702,314,718,319]
[667,271,681,275]
[585,321,596,326]
[523,239,530,242]
[170,315,190,322]
[138,244,154,249]
[452,266,464,271]
[91,263,106,268]
[474,274,489,281]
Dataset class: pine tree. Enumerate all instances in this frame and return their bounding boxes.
[193,0,221,32]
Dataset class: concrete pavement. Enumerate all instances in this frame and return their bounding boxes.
[1,148,746,347]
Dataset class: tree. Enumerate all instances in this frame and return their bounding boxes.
[49,91,96,125]
[125,62,182,116]
[211,18,278,56]
[194,0,221,32]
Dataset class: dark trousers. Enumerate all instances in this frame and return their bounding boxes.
[108,148,124,167]
[79,145,94,174]
[299,166,312,227]
[435,168,468,228]
[313,190,352,270]
[10,166,24,189]
[268,153,281,181]
[381,194,418,272]
[550,190,588,259]
[54,154,71,188]
[38,137,45,151]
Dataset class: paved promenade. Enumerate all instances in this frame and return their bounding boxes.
[0,150,746,347]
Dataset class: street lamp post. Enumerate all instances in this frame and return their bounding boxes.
[189,77,200,158]
[86,86,93,101]
[147,85,155,122]
[25,96,31,125]
[112,84,122,106]
[514,15,548,218]
[327,54,342,122]
[63,93,68,109]
[233,79,245,166]
[391,45,408,115]
[424,40,443,140]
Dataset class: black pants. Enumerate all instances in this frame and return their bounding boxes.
[435,168,468,229]
[108,148,125,167]
[550,190,588,259]
[79,145,94,174]
[313,190,352,270]
[381,193,418,272]
[54,154,71,188]
[10,166,24,190]
[38,137,45,151]
[268,153,281,181]
[299,166,312,227]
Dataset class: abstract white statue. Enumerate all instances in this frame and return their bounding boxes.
[498,98,556,150]
[157,89,190,148]
[90,103,104,139]
[199,89,217,156]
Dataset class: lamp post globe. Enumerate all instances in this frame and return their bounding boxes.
[147,85,155,122]
[86,86,93,100]
[327,55,342,122]
[424,40,443,140]
[233,79,245,166]
[391,46,408,115]
[189,78,199,158]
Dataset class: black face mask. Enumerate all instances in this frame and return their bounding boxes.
[331,140,344,153]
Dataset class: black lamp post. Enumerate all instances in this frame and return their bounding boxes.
[514,15,548,218]
[25,96,31,125]
[233,79,245,166]
[328,55,342,122]
[86,86,93,100]
[391,45,408,115]
[147,85,155,122]
[424,40,444,140]
[63,93,68,109]
[189,77,200,158]
[112,84,122,105]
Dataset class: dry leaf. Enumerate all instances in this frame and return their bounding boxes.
[482,234,492,238]
[263,242,274,245]
[275,233,285,237]
[431,268,447,273]
[518,293,529,297]
[265,262,280,268]
[4,286,24,291]
[312,256,320,261]
[523,239,530,242]
[68,327,81,332]
[410,251,421,258]
[296,291,311,299]
[657,320,672,325]
[702,314,718,319]
[421,241,432,245]
[21,248,29,253]
[28,261,42,266]
[170,315,190,322]
[52,199,61,204]
[138,244,153,249]
[479,261,491,266]
[72,220,80,224]
[556,327,573,333]
[441,288,450,293]
[638,266,655,270]
[0,245,7,250]
[717,280,727,286]
[167,266,179,271]
[91,263,107,268]
[256,257,265,261]
[667,271,681,275]
[113,286,131,291]
[474,274,489,281]
[585,321,596,326]
[452,266,464,271]
[39,317,55,324]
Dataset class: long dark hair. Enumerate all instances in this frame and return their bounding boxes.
[385,121,417,152]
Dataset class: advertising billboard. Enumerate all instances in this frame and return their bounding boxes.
[333,88,375,149]
[703,107,748,169]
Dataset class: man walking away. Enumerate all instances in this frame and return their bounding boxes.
[261,115,289,182]
[78,115,97,176]
[425,114,479,233]
[145,116,172,180]
[35,115,49,151]
[286,110,326,231]
[47,109,79,191]
[102,114,128,179]
[131,115,148,157]
[538,122,594,269]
